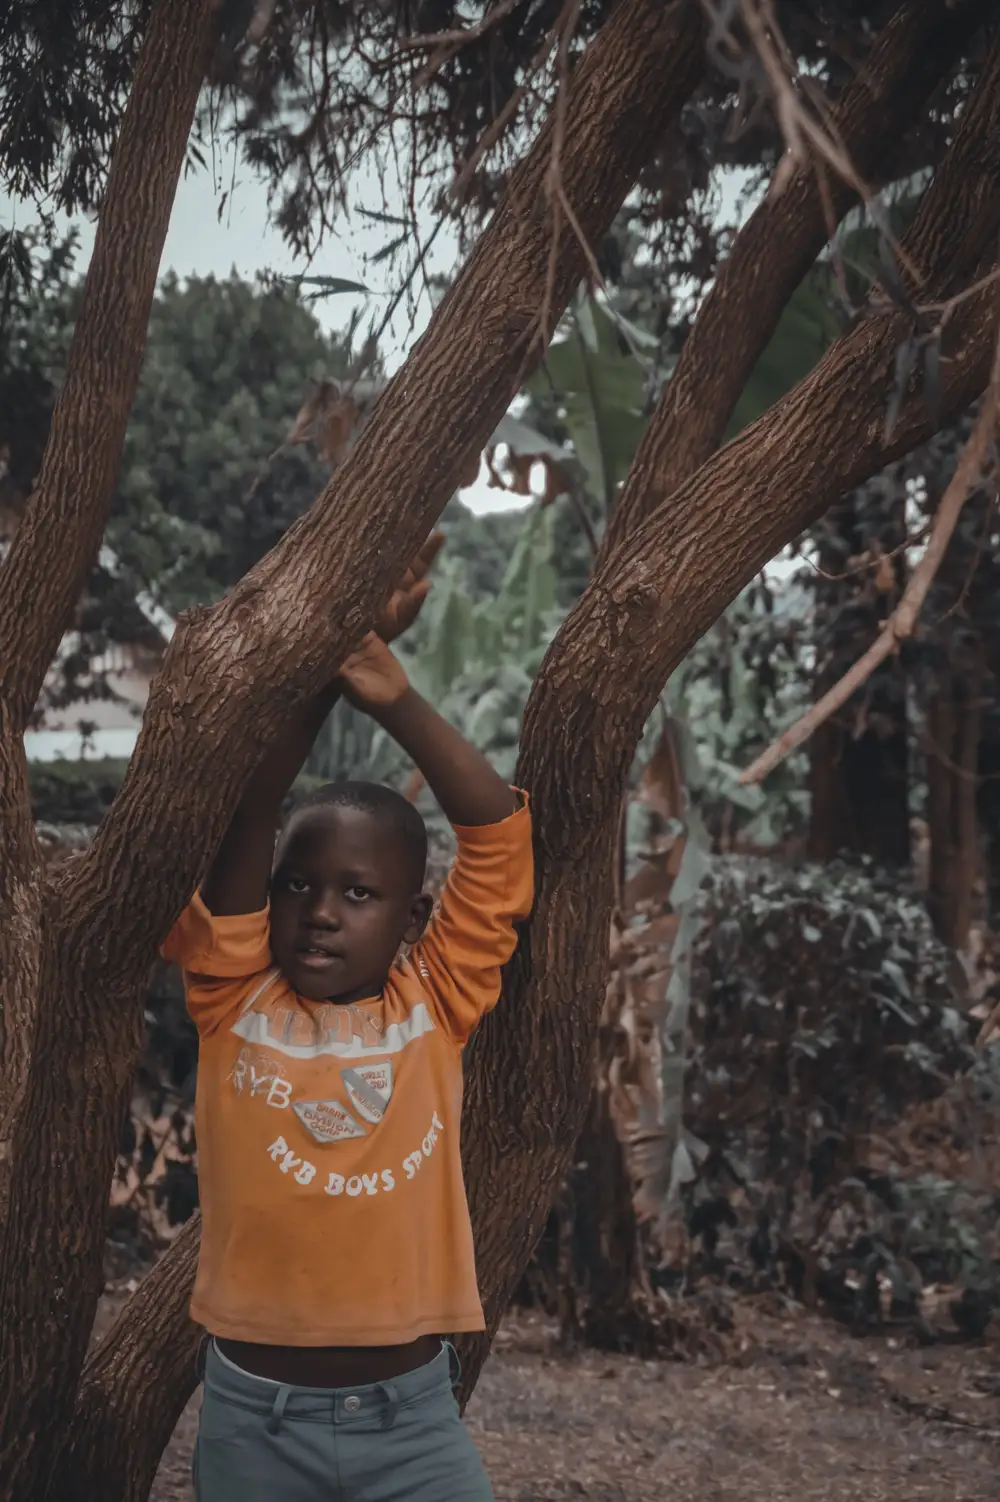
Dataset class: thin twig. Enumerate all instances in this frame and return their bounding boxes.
[740,294,1000,787]
[727,0,923,285]
[399,0,532,58]
[449,9,565,205]
[802,523,930,583]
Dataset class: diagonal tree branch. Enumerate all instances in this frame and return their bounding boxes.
[603,0,994,552]
[0,0,218,733]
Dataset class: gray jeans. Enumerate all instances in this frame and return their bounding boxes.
[193,1338,494,1501]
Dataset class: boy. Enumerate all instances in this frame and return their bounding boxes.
[162,538,533,1501]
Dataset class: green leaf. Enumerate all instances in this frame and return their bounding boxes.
[284,275,370,300]
[530,295,648,507]
[728,275,842,437]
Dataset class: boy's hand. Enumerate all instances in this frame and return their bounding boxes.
[338,634,411,710]
[339,532,441,709]
[374,532,444,646]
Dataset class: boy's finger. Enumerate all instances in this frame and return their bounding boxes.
[411,531,445,579]
[397,578,431,625]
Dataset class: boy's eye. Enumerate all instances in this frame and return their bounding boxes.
[345,886,371,903]
[286,877,309,895]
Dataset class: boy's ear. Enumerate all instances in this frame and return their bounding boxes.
[404,893,434,946]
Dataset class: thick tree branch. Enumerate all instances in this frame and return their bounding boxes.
[65,0,708,986]
[740,310,1000,787]
[603,0,993,552]
[0,728,40,1224]
[0,0,218,733]
[0,2,218,1495]
[455,283,997,1399]
[54,1218,203,1502]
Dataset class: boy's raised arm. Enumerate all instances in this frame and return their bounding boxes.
[200,534,444,917]
[338,638,517,828]
[199,684,341,916]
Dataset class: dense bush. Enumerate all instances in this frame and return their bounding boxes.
[680,857,998,1321]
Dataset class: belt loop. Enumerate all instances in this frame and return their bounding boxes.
[378,1380,399,1430]
[266,1385,291,1436]
[442,1339,462,1390]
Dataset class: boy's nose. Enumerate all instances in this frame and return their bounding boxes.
[306,893,341,927]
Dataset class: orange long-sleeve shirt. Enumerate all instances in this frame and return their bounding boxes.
[161,798,533,1346]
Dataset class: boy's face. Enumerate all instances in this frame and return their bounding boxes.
[269,804,431,1003]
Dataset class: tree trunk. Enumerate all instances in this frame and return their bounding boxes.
[564,1092,644,1350]
[808,714,911,865]
[0,2,218,1496]
[807,514,911,868]
[54,1217,204,1502]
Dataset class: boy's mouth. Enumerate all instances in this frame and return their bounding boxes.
[296,943,343,970]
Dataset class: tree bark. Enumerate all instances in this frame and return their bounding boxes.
[603,0,995,552]
[0,3,709,1498]
[54,1217,204,1502]
[455,33,1000,1397]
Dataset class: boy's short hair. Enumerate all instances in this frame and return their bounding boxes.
[289,780,428,890]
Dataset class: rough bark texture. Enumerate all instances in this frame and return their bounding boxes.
[0,3,709,1498]
[66,0,708,991]
[0,15,216,734]
[0,3,218,1497]
[454,29,1000,1399]
[55,1216,205,1502]
[602,0,994,553]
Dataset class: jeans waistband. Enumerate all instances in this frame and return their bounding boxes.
[202,1338,459,1432]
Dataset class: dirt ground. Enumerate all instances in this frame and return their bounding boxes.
[93,1293,1000,1502]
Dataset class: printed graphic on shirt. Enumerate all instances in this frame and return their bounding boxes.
[227,1045,288,1097]
[342,1062,393,1124]
[230,994,436,1061]
[266,1109,446,1198]
[292,1098,367,1143]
